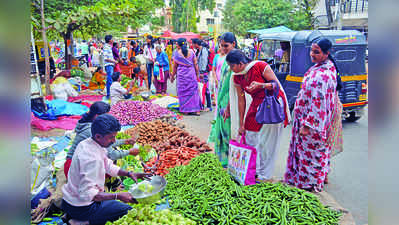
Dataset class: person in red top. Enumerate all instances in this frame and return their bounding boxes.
[226,49,290,182]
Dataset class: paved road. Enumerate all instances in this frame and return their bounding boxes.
[273,109,368,225]
[166,81,368,225]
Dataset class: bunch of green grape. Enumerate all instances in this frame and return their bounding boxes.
[106,204,196,225]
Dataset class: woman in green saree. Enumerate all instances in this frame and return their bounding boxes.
[208,32,238,167]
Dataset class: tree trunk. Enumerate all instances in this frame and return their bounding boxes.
[325,0,333,28]
[186,0,190,31]
[336,0,343,30]
[63,31,73,70]
[63,34,69,70]
[40,0,51,96]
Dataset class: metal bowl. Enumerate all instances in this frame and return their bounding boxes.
[128,176,167,204]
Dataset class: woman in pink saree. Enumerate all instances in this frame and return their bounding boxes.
[171,38,202,115]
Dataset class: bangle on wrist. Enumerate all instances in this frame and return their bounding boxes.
[115,193,118,200]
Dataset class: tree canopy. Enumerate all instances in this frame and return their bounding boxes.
[31,0,164,68]
[170,0,216,32]
[222,0,317,36]
[31,0,164,40]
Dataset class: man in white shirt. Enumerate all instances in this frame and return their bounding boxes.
[103,35,119,99]
[110,72,134,106]
[62,114,150,225]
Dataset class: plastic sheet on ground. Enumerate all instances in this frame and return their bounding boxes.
[38,217,63,225]
[68,94,104,103]
[54,150,67,169]
[31,113,80,131]
[46,99,89,116]
[31,135,72,155]
[31,137,58,151]
[155,197,171,211]
[167,102,180,111]
[151,96,179,108]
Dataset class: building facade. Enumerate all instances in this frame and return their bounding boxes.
[313,0,368,35]
[196,0,226,34]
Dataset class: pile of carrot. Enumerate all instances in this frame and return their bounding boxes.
[144,147,199,176]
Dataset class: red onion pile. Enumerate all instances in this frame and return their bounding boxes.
[110,101,174,125]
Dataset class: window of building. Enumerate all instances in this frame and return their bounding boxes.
[214,11,219,17]
[217,3,222,9]
[206,18,215,25]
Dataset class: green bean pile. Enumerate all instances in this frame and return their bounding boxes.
[165,153,342,225]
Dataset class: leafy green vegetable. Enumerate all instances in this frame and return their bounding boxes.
[138,144,152,161]
[116,132,132,150]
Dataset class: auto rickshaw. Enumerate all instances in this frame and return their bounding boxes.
[258,30,368,122]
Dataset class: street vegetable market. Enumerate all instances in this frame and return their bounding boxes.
[29,0,368,223]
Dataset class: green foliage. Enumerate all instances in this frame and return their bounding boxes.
[222,0,317,36]
[170,0,215,32]
[295,0,318,29]
[31,0,164,40]
[150,15,166,32]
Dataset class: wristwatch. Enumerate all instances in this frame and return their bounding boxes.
[127,171,133,178]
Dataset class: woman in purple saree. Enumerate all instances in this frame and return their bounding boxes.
[171,38,201,115]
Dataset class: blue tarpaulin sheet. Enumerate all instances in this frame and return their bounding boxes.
[33,136,71,156]
[33,100,89,120]
[46,99,89,116]
[248,25,292,35]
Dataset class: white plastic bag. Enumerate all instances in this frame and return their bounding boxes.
[64,82,78,97]
[31,156,54,195]
[198,82,205,105]
[51,82,78,101]
[150,83,156,93]
[51,83,68,100]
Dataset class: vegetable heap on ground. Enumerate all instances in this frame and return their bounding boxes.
[126,120,212,152]
[70,68,84,79]
[110,101,173,125]
[144,147,199,176]
[125,120,176,145]
[165,153,342,225]
[106,204,196,225]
